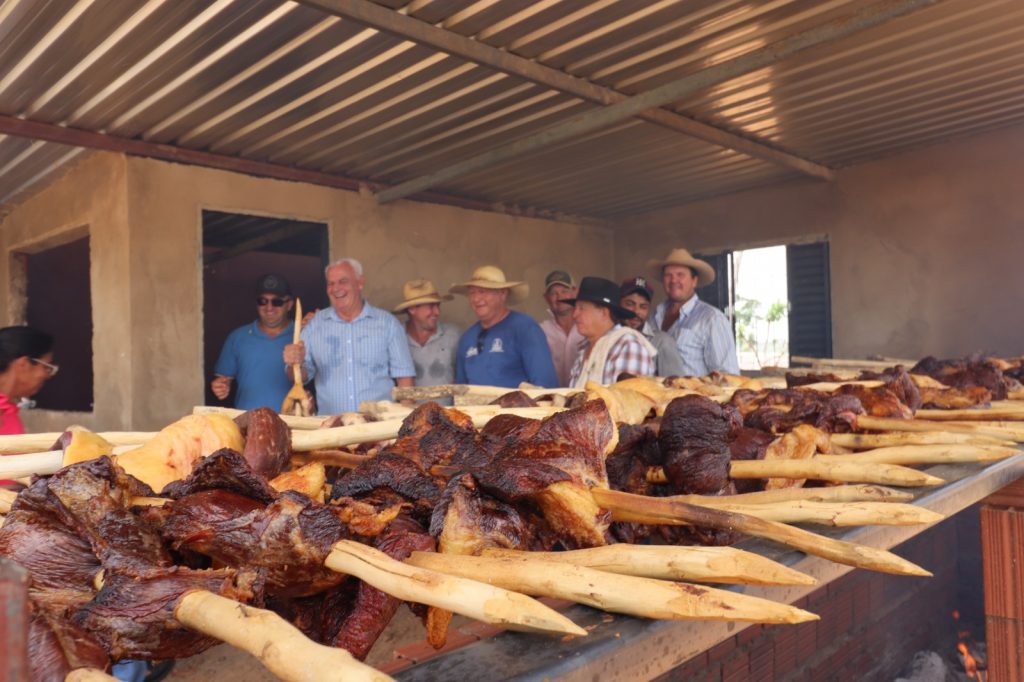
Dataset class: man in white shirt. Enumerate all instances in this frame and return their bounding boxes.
[538,270,585,387]
[648,248,740,376]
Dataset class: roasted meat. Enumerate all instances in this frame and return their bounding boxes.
[233,407,292,479]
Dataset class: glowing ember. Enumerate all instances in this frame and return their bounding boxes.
[952,611,987,681]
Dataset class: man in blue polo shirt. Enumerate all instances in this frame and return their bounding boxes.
[284,258,415,415]
[451,265,557,389]
[211,273,295,410]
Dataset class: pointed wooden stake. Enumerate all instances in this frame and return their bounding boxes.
[591,488,931,576]
[406,552,817,624]
[480,545,815,586]
[325,540,586,637]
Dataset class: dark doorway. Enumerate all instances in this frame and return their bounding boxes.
[202,211,329,408]
[22,235,94,412]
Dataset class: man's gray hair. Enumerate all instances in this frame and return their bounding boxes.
[325,258,364,278]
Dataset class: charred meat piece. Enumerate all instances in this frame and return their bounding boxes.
[36,457,171,575]
[785,372,845,387]
[331,452,444,521]
[741,392,864,433]
[73,566,261,661]
[480,413,543,447]
[29,608,110,681]
[474,400,616,548]
[330,516,435,660]
[659,395,741,495]
[233,408,292,479]
[163,448,278,503]
[917,385,992,408]
[162,488,354,598]
[605,423,663,497]
[429,474,539,556]
[854,367,921,412]
[387,402,484,471]
[834,384,913,419]
[911,356,1010,399]
[489,391,538,408]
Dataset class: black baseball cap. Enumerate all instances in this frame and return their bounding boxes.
[255,273,291,297]
[620,276,653,301]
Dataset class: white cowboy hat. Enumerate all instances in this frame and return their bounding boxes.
[647,247,716,286]
[449,265,529,305]
[392,278,453,313]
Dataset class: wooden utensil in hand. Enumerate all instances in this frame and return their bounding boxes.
[281,298,313,417]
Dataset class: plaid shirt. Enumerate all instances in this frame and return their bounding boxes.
[569,327,656,386]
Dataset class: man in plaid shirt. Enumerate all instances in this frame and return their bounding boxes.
[565,277,657,388]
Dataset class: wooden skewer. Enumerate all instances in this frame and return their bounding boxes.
[292,449,374,469]
[325,540,586,637]
[591,488,931,576]
[728,460,944,486]
[814,444,1019,465]
[406,552,817,625]
[831,431,1014,449]
[0,488,15,513]
[0,431,155,455]
[857,415,1024,442]
[65,670,119,681]
[480,545,816,586]
[644,461,943,487]
[0,407,558,479]
[611,499,942,527]
[174,590,392,682]
[701,484,914,504]
[194,405,325,429]
[915,404,1024,421]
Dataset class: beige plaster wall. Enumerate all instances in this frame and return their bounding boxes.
[126,156,614,429]
[0,152,132,432]
[615,122,1024,361]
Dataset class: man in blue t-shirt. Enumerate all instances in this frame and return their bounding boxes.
[451,265,557,388]
[211,273,295,410]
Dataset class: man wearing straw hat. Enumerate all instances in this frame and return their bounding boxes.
[394,279,460,397]
[648,248,740,376]
[450,266,558,388]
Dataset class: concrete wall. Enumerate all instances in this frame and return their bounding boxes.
[614,122,1024,360]
[0,152,132,432]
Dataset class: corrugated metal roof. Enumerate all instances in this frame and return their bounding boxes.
[0,0,1022,219]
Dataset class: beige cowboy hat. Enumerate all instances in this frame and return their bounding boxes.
[647,247,716,286]
[392,278,453,313]
[449,265,529,305]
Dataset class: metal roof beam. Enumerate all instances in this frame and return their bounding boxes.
[0,114,598,223]
[296,0,836,183]
[314,0,937,204]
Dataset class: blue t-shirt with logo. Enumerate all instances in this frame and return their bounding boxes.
[213,321,294,410]
[455,311,557,388]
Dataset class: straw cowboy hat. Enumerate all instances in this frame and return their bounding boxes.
[647,247,716,286]
[449,265,529,305]
[392,279,453,313]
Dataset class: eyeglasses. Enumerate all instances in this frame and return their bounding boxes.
[32,358,59,377]
[476,328,490,354]
[257,296,288,307]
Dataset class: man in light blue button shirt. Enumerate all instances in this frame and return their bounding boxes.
[283,258,415,415]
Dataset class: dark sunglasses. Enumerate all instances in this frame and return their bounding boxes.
[476,328,489,353]
[257,296,288,307]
